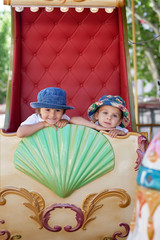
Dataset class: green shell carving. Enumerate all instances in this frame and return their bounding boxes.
[14,125,115,198]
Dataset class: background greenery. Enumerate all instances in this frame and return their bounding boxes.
[0,1,159,103]
[0,9,11,103]
[126,0,160,98]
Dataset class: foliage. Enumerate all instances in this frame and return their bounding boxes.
[126,0,160,98]
[0,10,11,103]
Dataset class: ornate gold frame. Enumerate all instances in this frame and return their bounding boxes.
[4,0,125,8]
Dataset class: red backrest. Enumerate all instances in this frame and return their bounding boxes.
[7,7,131,132]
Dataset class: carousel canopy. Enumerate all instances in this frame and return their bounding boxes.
[4,0,125,8]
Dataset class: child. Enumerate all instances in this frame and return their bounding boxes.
[70,95,130,138]
[17,87,74,138]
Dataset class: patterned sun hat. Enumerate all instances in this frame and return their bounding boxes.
[88,95,130,128]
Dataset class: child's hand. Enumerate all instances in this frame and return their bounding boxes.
[108,129,126,138]
[56,119,69,128]
[43,121,57,130]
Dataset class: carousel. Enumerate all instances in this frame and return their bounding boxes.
[0,0,150,239]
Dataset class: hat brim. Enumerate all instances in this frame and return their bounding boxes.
[88,100,130,128]
[30,102,74,110]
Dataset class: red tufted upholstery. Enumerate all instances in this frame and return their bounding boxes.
[7,7,132,132]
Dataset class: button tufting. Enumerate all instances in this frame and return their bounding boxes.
[8,9,130,133]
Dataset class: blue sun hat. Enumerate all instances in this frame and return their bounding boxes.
[30,87,74,110]
[88,95,130,128]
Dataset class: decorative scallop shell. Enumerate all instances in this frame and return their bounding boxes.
[14,125,115,198]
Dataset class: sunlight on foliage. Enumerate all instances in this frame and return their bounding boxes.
[0,10,11,103]
[126,0,160,99]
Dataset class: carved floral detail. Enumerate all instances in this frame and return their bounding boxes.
[112,223,130,239]
[42,203,84,232]
[0,187,130,236]
[135,135,147,171]
[82,188,131,230]
[0,187,45,229]
[0,219,21,240]
[103,222,130,239]
[0,220,10,240]
[10,235,22,239]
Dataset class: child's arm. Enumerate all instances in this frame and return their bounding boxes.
[70,116,109,131]
[16,122,57,138]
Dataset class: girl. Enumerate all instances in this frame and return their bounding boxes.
[70,95,130,138]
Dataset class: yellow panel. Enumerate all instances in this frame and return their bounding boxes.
[4,0,125,7]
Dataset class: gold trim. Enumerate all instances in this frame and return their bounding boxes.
[121,6,136,132]
[4,0,11,4]
[82,188,131,230]
[0,187,45,228]
[5,0,125,7]
[131,0,139,130]
[0,129,16,136]
[116,0,124,7]
[101,131,141,139]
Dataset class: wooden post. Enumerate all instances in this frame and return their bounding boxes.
[131,0,139,131]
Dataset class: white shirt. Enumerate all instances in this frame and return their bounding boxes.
[21,113,70,126]
[94,121,128,133]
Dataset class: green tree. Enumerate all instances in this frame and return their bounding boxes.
[0,10,11,103]
[126,0,160,98]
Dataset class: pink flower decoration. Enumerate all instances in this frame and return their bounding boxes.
[155,139,160,158]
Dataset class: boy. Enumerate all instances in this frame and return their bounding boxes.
[17,87,74,138]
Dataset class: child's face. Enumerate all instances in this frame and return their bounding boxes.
[39,108,64,125]
[95,105,122,128]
